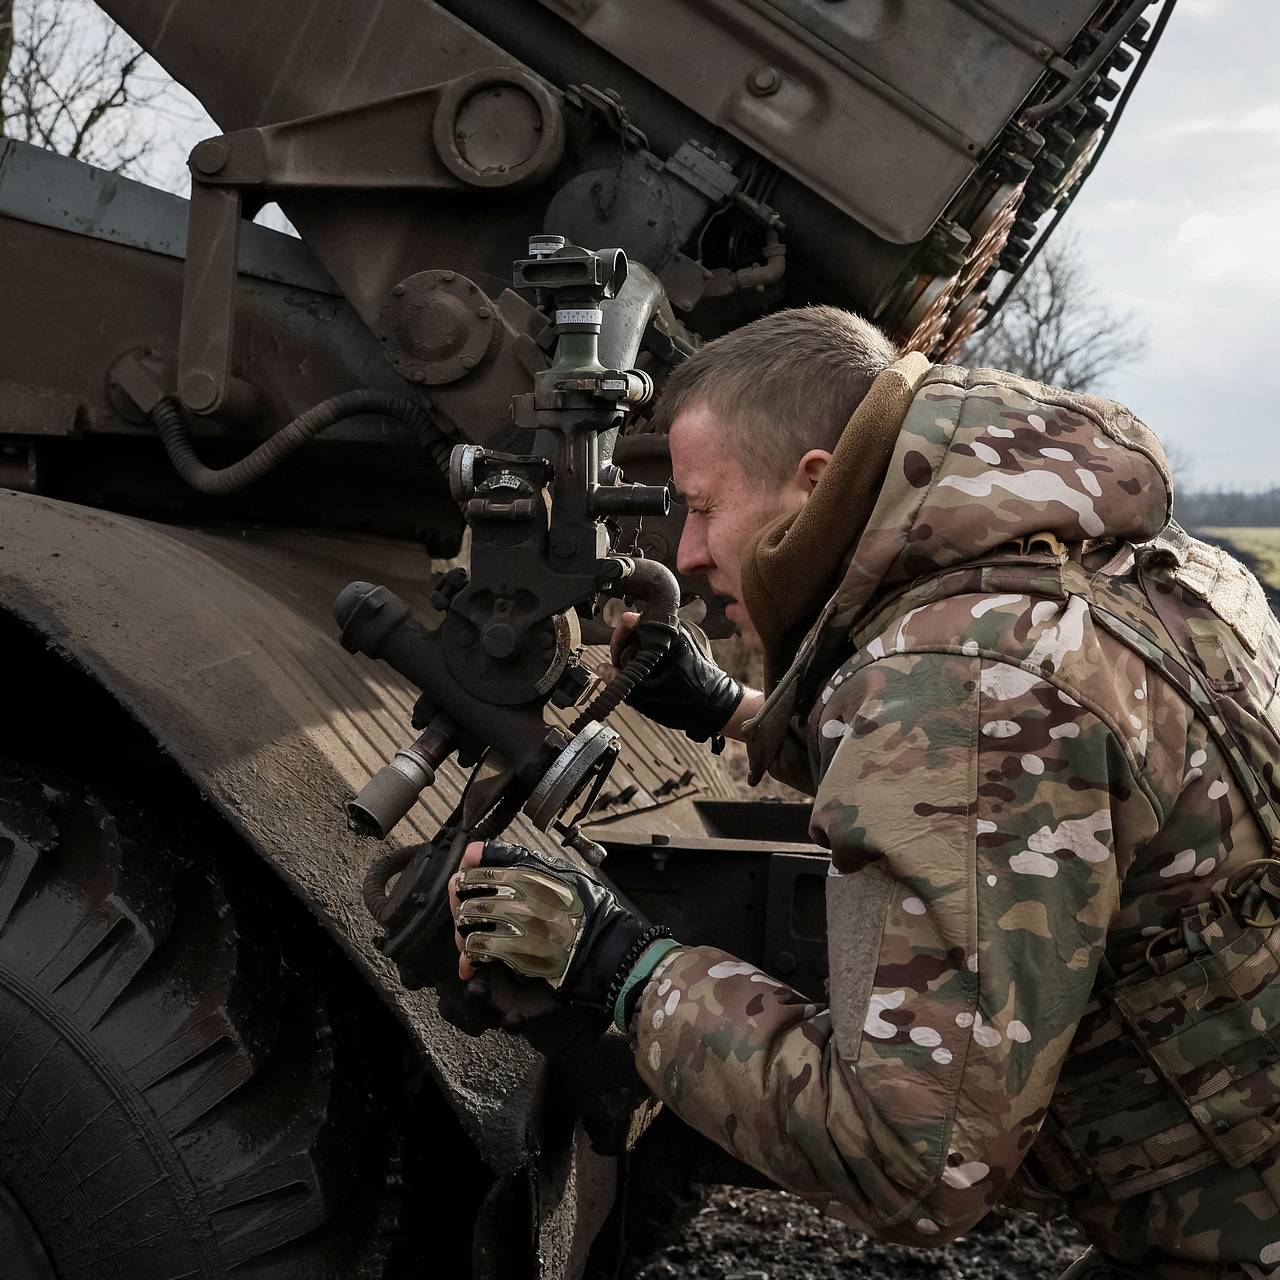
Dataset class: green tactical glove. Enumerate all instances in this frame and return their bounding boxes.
[454,840,679,1028]
[616,619,744,743]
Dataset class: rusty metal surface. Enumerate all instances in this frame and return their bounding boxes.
[0,490,728,1170]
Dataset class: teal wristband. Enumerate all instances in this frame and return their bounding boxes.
[612,938,683,1033]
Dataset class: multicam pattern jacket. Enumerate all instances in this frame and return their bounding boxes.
[632,365,1280,1277]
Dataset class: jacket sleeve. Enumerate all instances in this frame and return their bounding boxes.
[632,648,1158,1244]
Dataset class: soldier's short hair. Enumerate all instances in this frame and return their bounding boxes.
[650,305,899,486]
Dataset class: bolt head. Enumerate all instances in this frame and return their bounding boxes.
[180,371,219,413]
[481,622,518,660]
[192,139,230,174]
[748,66,782,96]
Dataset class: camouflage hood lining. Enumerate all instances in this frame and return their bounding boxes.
[826,364,1174,635]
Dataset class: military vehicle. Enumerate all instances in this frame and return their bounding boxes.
[0,0,1168,1275]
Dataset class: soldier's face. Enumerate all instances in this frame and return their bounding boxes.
[669,402,811,650]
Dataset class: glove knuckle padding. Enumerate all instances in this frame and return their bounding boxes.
[458,838,659,1007]
[459,859,587,985]
[458,865,580,911]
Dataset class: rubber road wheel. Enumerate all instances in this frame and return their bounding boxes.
[0,761,399,1278]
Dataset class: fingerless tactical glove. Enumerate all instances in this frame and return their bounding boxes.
[454,840,677,1025]
[620,620,743,742]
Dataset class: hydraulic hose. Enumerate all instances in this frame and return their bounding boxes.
[467,788,528,842]
[152,390,453,496]
[362,846,413,923]
[570,556,681,734]
[570,643,665,735]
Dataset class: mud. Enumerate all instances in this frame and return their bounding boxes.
[639,1188,1085,1280]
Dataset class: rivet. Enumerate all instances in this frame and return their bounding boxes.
[192,139,230,174]
[748,66,782,97]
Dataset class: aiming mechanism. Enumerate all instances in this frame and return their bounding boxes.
[336,235,681,995]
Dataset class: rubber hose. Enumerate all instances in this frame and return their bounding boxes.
[468,788,528,842]
[569,642,665,735]
[362,845,414,922]
[153,390,453,496]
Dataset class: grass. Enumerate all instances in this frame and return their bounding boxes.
[1198,527,1280,593]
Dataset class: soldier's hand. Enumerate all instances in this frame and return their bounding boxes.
[603,611,744,743]
[449,839,669,1015]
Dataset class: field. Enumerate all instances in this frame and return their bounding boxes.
[1198,527,1280,598]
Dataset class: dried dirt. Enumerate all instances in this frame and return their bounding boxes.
[638,1187,1085,1280]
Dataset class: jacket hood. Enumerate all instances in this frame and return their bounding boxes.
[741,363,1173,783]
[825,363,1172,635]
[740,351,932,688]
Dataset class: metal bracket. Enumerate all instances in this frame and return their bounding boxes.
[177,68,565,415]
[764,851,832,985]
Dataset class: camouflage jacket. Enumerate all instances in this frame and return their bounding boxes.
[632,365,1280,1276]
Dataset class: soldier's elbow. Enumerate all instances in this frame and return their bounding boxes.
[885,1194,991,1248]
[839,1183,991,1249]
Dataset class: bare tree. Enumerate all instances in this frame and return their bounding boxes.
[964,232,1147,392]
[1163,440,1197,495]
[0,0,183,177]
[1,2,12,104]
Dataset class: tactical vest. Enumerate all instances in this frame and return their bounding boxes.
[1028,526,1280,1206]
[841,522,1280,1209]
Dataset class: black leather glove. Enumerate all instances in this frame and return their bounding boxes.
[617,620,743,742]
[454,840,673,1017]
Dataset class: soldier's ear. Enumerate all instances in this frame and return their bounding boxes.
[792,449,832,505]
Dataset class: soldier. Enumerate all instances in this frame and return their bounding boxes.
[450,306,1280,1279]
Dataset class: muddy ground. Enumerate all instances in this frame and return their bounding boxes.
[637,1188,1085,1280]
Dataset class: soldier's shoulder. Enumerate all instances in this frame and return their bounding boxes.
[821,579,1192,786]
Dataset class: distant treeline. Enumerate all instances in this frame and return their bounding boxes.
[1176,489,1280,528]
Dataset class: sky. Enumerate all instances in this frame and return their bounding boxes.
[117,0,1276,492]
[1061,0,1280,491]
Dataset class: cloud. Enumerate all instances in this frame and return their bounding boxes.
[1161,102,1280,142]
[1174,200,1280,283]
[1179,0,1233,17]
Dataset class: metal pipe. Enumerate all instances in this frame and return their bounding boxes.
[1025,0,1152,122]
